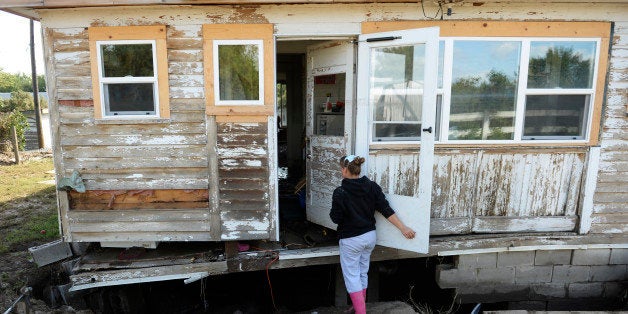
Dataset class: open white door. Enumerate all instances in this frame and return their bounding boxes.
[305,41,355,229]
[355,27,439,253]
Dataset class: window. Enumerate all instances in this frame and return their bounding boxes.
[203,24,275,117]
[89,26,169,119]
[438,38,599,143]
[370,44,426,141]
[213,40,264,105]
[362,21,609,145]
[522,41,597,140]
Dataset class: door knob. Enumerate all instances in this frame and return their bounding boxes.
[307,154,312,159]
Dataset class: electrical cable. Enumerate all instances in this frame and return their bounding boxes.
[420,0,444,20]
[251,246,280,312]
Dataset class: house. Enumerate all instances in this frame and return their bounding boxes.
[1,0,626,309]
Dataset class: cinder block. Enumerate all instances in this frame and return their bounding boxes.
[568,282,604,298]
[572,249,611,265]
[590,265,627,282]
[535,250,572,266]
[604,282,626,298]
[547,298,609,311]
[552,265,590,283]
[507,301,546,311]
[497,251,534,267]
[610,248,628,265]
[515,266,552,284]
[529,283,567,299]
[456,285,495,303]
[477,267,515,284]
[28,240,73,267]
[435,265,477,288]
[456,253,497,269]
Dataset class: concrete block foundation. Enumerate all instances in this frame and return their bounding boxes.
[435,248,628,310]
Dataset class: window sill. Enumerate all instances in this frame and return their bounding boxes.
[94,118,171,125]
[369,142,592,152]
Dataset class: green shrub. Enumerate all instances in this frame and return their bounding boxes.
[0,111,28,150]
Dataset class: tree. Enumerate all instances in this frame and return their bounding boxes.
[0,69,46,93]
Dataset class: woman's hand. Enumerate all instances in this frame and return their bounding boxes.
[399,225,416,239]
[386,214,416,239]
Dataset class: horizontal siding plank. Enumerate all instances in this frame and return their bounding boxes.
[220,189,267,200]
[54,38,89,52]
[58,88,92,100]
[71,232,213,242]
[218,167,268,179]
[217,133,267,146]
[168,49,203,62]
[430,218,471,235]
[54,64,91,77]
[217,122,267,134]
[589,223,628,234]
[167,37,203,50]
[71,221,210,233]
[221,211,270,240]
[591,213,628,224]
[69,190,208,203]
[167,25,202,38]
[218,158,267,168]
[168,62,204,75]
[72,201,208,211]
[63,145,207,158]
[57,76,92,89]
[82,178,208,190]
[472,216,577,233]
[64,156,208,168]
[219,178,265,190]
[59,122,206,137]
[68,167,209,177]
[61,134,207,146]
[169,74,204,87]
[67,209,209,223]
[220,199,269,211]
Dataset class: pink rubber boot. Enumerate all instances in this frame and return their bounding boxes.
[349,291,366,314]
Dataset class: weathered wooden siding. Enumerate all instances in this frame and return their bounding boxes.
[47,24,212,242]
[37,3,627,244]
[216,122,271,240]
[52,25,208,191]
[369,148,585,235]
[592,21,628,234]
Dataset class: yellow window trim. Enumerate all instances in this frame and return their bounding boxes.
[202,24,275,117]
[362,21,611,147]
[88,25,170,119]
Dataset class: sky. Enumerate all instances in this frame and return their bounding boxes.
[0,11,45,74]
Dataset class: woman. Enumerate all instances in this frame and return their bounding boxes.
[330,155,416,314]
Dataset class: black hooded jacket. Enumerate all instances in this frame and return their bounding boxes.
[330,176,395,239]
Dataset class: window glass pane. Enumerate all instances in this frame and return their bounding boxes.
[374,123,421,140]
[101,44,154,77]
[218,44,260,101]
[523,94,588,138]
[104,83,155,114]
[314,73,346,136]
[528,41,596,89]
[449,41,520,140]
[370,44,425,141]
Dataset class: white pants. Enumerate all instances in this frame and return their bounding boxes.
[339,230,377,293]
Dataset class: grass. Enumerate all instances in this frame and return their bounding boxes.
[0,157,59,253]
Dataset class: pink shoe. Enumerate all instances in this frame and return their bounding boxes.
[349,291,366,314]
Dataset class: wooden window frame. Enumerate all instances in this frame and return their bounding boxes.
[213,39,265,106]
[363,21,611,147]
[89,25,170,120]
[203,24,275,117]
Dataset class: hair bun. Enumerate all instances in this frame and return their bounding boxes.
[354,157,366,166]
